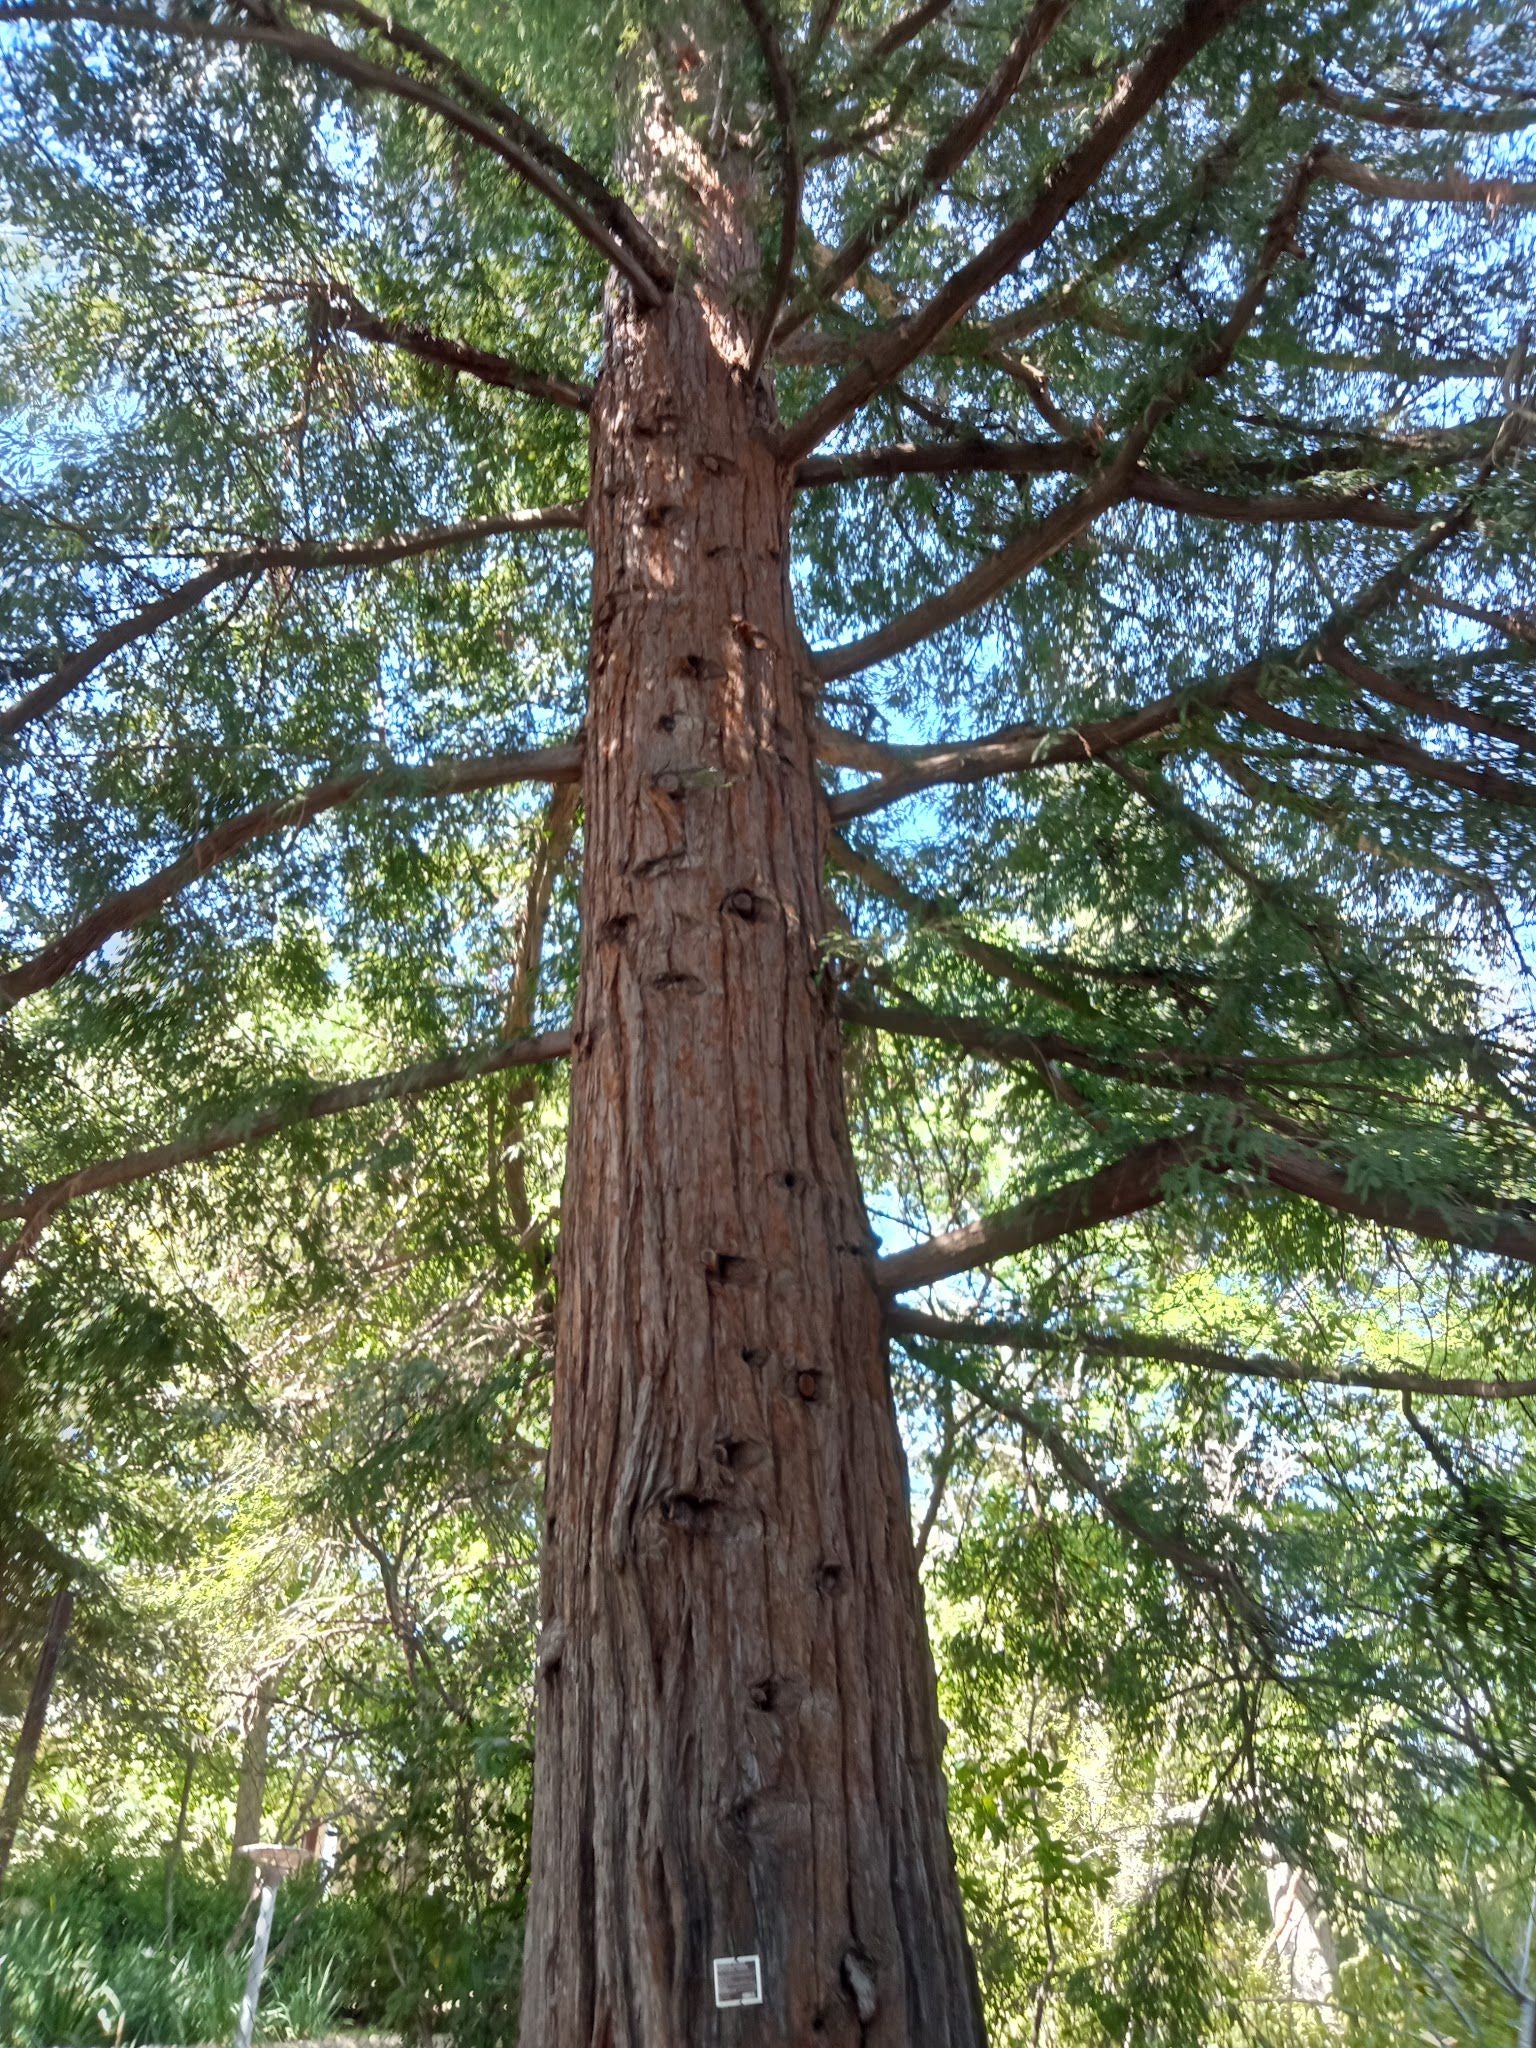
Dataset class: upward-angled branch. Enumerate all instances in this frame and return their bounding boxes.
[864,0,956,64]
[0,3,672,303]
[0,741,582,1014]
[813,151,1319,678]
[0,503,585,745]
[875,1128,1536,1295]
[0,1030,572,1284]
[739,0,804,382]
[778,0,1257,460]
[876,1136,1198,1290]
[778,0,1076,343]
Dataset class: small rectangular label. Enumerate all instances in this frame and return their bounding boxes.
[713,1954,763,2007]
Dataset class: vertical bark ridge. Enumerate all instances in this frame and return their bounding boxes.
[519,50,983,2048]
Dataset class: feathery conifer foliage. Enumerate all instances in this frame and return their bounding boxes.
[2,0,1535,2041]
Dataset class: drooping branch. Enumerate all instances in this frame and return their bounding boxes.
[812,150,1320,677]
[796,437,1429,530]
[875,1136,1198,1291]
[796,435,1448,519]
[0,1029,572,1283]
[0,2,673,304]
[904,1329,1277,1637]
[841,990,1370,1110]
[0,503,585,744]
[0,741,582,1014]
[778,0,1075,344]
[886,1304,1536,1401]
[830,834,1107,1020]
[777,0,1258,460]
[302,283,593,408]
[739,0,804,382]
[496,781,581,1283]
[1407,581,1536,647]
[1315,148,1536,206]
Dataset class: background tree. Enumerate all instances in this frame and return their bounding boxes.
[2,0,1534,2042]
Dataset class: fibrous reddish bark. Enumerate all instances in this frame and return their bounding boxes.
[518,79,982,2048]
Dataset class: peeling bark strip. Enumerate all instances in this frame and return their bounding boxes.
[518,65,982,2048]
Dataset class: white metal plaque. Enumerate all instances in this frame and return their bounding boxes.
[713,1954,763,2008]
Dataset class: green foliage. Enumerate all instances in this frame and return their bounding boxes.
[2,0,1535,2041]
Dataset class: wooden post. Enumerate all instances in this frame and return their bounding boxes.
[231,1844,313,2048]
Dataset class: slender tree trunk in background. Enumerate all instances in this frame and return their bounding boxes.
[519,46,984,2048]
[228,1683,273,1889]
[0,1581,73,1897]
[165,1751,195,1945]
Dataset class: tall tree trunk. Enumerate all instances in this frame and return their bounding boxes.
[0,1581,73,1896]
[229,1683,273,1890]
[519,49,984,2048]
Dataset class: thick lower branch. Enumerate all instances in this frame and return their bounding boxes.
[874,1137,1197,1291]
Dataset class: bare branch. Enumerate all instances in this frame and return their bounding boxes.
[0,1031,572,1283]
[739,0,804,382]
[0,3,673,303]
[302,282,592,408]
[887,1304,1536,1400]
[1316,148,1536,206]
[0,742,582,1014]
[0,503,585,744]
[779,0,1076,343]
[777,0,1258,461]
